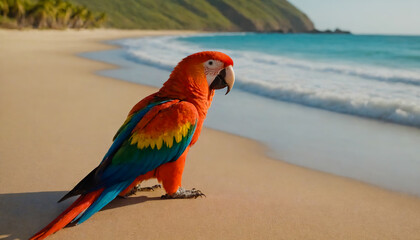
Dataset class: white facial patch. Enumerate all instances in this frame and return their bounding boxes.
[204,60,224,86]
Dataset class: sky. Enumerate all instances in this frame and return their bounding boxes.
[288,0,420,35]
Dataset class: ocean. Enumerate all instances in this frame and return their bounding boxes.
[121,33,420,127]
[82,33,420,196]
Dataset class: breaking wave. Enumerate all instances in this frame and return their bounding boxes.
[116,35,420,127]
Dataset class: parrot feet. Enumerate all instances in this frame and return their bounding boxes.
[137,184,162,192]
[161,187,206,199]
[120,184,162,198]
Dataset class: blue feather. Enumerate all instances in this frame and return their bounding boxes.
[101,100,172,163]
[76,180,133,224]
[73,101,198,223]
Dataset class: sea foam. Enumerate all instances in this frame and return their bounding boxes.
[117,35,420,127]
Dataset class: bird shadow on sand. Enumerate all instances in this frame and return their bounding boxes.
[0,191,162,240]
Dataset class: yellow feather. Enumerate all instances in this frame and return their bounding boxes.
[165,135,174,148]
[175,131,182,143]
[150,139,156,149]
[137,136,147,149]
[156,136,163,150]
[181,125,187,137]
[132,122,195,150]
[147,138,153,149]
[185,122,191,136]
[130,133,138,145]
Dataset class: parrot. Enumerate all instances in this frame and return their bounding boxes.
[30,51,235,240]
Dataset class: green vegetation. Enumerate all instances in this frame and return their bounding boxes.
[0,0,106,29]
[0,0,314,32]
[68,0,314,32]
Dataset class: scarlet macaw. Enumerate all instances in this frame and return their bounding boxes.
[30,51,235,240]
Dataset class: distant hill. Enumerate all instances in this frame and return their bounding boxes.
[68,0,314,32]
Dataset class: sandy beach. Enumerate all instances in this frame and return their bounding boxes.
[1,29,420,240]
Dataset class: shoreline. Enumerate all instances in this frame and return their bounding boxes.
[1,29,420,239]
[88,34,420,197]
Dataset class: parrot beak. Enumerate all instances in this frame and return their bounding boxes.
[209,65,235,95]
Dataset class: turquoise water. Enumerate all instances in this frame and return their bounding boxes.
[120,33,420,127]
[182,34,420,70]
[82,33,420,196]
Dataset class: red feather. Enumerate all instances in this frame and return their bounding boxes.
[30,51,234,239]
[30,189,103,240]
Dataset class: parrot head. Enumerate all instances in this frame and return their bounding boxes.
[158,51,235,103]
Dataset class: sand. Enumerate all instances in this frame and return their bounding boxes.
[1,29,420,240]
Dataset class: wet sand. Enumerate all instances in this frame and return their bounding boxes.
[1,29,420,240]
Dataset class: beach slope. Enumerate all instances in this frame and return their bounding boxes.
[1,29,420,240]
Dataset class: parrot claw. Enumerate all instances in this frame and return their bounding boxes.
[137,184,162,192]
[119,184,162,198]
[161,187,206,199]
[120,188,138,198]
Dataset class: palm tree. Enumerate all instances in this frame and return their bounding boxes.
[70,5,88,28]
[55,0,73,28]
[0,0,9,17]
[28,0,57,28]
[1,0,106,29]
[82,10,95,28]
[8,0,26,23]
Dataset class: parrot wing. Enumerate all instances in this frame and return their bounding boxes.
[58,99,198,223]
[97,99,199,188]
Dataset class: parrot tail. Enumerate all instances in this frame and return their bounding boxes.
[29,189,103,240]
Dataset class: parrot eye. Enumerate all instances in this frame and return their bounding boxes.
[204,59,222,69]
